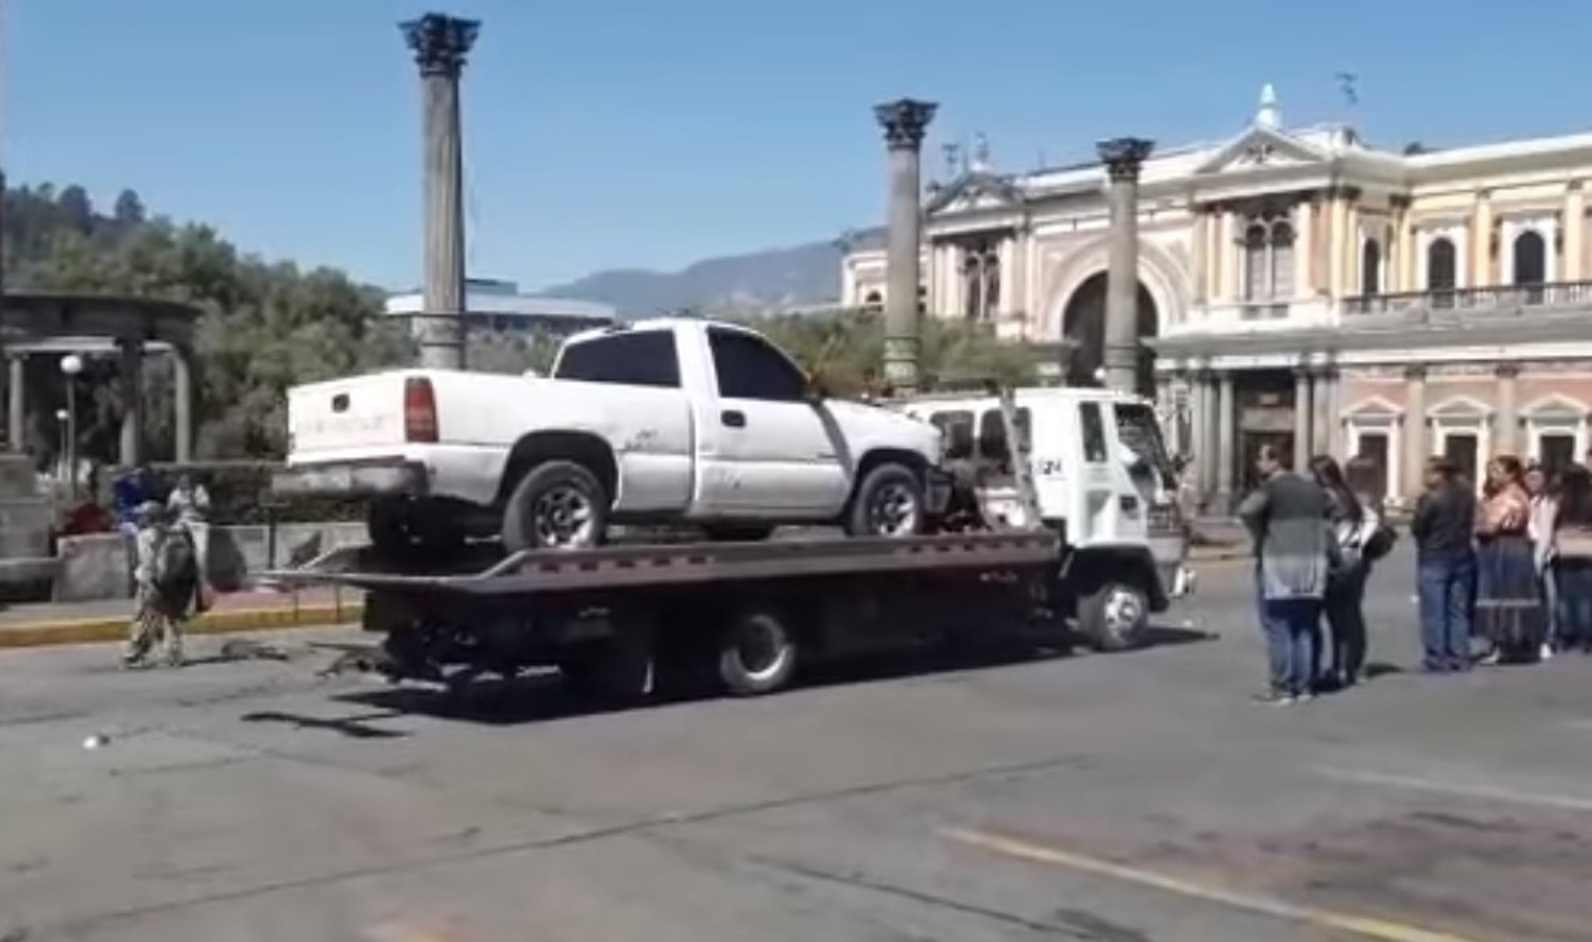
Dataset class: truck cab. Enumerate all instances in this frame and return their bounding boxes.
[894,387,1191,650]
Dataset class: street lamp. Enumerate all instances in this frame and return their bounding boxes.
[60,354,83,500]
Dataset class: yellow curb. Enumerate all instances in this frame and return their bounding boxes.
[0,601,365,650]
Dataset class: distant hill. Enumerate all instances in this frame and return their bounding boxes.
[537,235,881,319]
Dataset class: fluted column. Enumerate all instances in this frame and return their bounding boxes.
[5,355,22,452]
[172,349,194,463]
[1402,366,1427,502]
[1097,137,1154,394]
[402,12,480,372]
[1216,371,1236,511]
[874,98,937,395]
[1293,366,1313,471]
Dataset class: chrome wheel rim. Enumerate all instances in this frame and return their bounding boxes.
[533,485,595,547]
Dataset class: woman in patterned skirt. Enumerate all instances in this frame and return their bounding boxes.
[1476,455,1546,664]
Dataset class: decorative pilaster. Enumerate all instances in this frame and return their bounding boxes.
[874,98,938,395]
[1496,362,1520,456]
[1293,366,1313,471]
[1293,200,1314,297]
[1471,190,1493,288]
[402,12,481,372]
[1216,371,1236,512]
[1565,181,1585,282]
[1402,365,1428,502]
[1096,136,1155,395]
[1312,365,1338,457]
[1190,209,1209,305]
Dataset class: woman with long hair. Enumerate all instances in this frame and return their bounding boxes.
[1476,454,1545,664]
[1310,454,1376,687]
[1525,462,1558,656]
[1551,464,1592,651]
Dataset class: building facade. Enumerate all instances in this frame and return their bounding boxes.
[840,87,1592,509]
[384,278,617,338]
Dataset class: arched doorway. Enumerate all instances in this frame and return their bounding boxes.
[1060,272,1159,395]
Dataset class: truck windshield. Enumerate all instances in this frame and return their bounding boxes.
[1114,403,1177,490]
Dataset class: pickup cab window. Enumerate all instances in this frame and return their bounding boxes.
[708,327,806,401]
[553,331,681,388]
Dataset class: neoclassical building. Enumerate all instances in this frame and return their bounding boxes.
[840,86,1592,509]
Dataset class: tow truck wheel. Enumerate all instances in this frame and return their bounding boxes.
[502,460,610,553]
[718,610,797,696]
[845,462,925,539]
[1077,578,1150,652]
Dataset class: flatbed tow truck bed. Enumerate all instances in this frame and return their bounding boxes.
[266,531,1070,700]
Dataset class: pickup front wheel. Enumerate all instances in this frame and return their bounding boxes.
[501,460,610,552]
[844,462,926,539]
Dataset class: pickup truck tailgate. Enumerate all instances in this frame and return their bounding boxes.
[287,372,414,458]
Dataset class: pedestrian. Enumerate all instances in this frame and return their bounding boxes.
[166,472,213,603]
[1310,455,1379,689]
[1238,444,1335,704]
[1551,464,1592,652]
[1475,455,1544,664]
[1525,462,1559,655]
[122,501,199,669]
[1412,456,1478,673]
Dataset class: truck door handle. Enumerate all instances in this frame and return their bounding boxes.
[721,410,746,428]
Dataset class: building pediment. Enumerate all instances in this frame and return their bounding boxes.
[1194,126,1328,176]
[926,172,1025,217]
[1344,395,1402,418]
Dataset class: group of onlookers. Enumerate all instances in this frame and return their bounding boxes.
[1237,442,1592,704]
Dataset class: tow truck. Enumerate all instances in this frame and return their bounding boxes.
[269,384,1192,702]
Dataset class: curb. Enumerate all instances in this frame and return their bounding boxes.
[0,601,365,651]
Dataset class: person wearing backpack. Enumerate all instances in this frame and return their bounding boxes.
[1310,455,1381,689]
[123,501,199,668]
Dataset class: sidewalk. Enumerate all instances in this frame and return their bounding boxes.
[0,586,364,650]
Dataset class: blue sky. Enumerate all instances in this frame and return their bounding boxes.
[5,0,1586,292]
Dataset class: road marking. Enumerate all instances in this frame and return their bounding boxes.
[1317,766,1592,813]
[942,828,1483,942]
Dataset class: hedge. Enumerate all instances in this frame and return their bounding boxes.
[105,462,366,526]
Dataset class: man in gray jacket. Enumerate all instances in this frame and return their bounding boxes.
[1238,444,1335,703]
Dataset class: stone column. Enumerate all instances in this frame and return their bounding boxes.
[1191,370,1213,502]
[1496,362,1520,455]
[1190,210,1209,304]
[1326,190,1348,299]
[1402,366,1428,502]
[1216,371,1236,512]
[1312,365,1338,456]
[402,12,480,372]
[5,355,23,452]
[1097,137,1155,394]
[172,349,194,463]
[118,340,145,467]
[1471,190,1493,288]
[1565,182,1584,282]
[1216,211,1236,303]
[1294,200,1314,297]
[874,98,938,395]
[1293,366,1313,471]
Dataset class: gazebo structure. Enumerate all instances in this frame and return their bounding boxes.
[0,292,203,465]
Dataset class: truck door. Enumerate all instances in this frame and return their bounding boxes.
[691,326,849,516]
[1070,400,1121,545]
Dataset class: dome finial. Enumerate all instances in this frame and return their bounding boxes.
[1255,83,1280,129]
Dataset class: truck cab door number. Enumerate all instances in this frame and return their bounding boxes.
[1036,458,1063,477]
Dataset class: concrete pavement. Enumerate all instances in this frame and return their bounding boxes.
[2,547,1590,941]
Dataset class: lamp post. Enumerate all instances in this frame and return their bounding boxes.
[60,354,82,500]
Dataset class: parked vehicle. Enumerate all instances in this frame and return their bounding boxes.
[273,319,948,555]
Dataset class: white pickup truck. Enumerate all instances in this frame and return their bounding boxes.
[273,318,949,555]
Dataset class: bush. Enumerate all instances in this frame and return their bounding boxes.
[108,461,366,525]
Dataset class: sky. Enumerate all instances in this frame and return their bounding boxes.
[4,0,1587,292]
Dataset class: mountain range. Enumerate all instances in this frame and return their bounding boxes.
[537,231,884,319]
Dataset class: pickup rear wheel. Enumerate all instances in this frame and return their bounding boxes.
[845,462,925,538]
[501,460,610,552]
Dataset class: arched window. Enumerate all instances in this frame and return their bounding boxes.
[1513,230,1546,304]
[1239,213,1294,303]
[1426,236,1457,308]
[960,238,1001,322]
[1361,238,1382,295]
[862,291,883,314]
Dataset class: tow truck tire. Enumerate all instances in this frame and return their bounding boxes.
[501,460,610,553]
[718,610,798,696]
[844,462,926,539]
[1077,578,1150,652]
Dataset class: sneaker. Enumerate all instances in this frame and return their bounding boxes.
[1479,649,1501,666]
[1293,692,1316,704]
[1251,690,1295,705]
[1540,643,1555,662]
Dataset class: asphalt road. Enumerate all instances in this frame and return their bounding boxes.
[3,548,1592,942]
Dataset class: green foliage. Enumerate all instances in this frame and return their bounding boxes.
[5,184,415,463]
[743,308,1040,396]
[129,462,365,525]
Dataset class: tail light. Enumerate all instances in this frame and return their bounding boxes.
[403,377,438,443]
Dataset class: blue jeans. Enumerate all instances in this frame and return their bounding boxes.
[1417,555,1476,670]
[1260,597,1321,696]
[1555,559,1592,648]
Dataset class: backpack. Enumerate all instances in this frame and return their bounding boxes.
[152,529,199,596]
